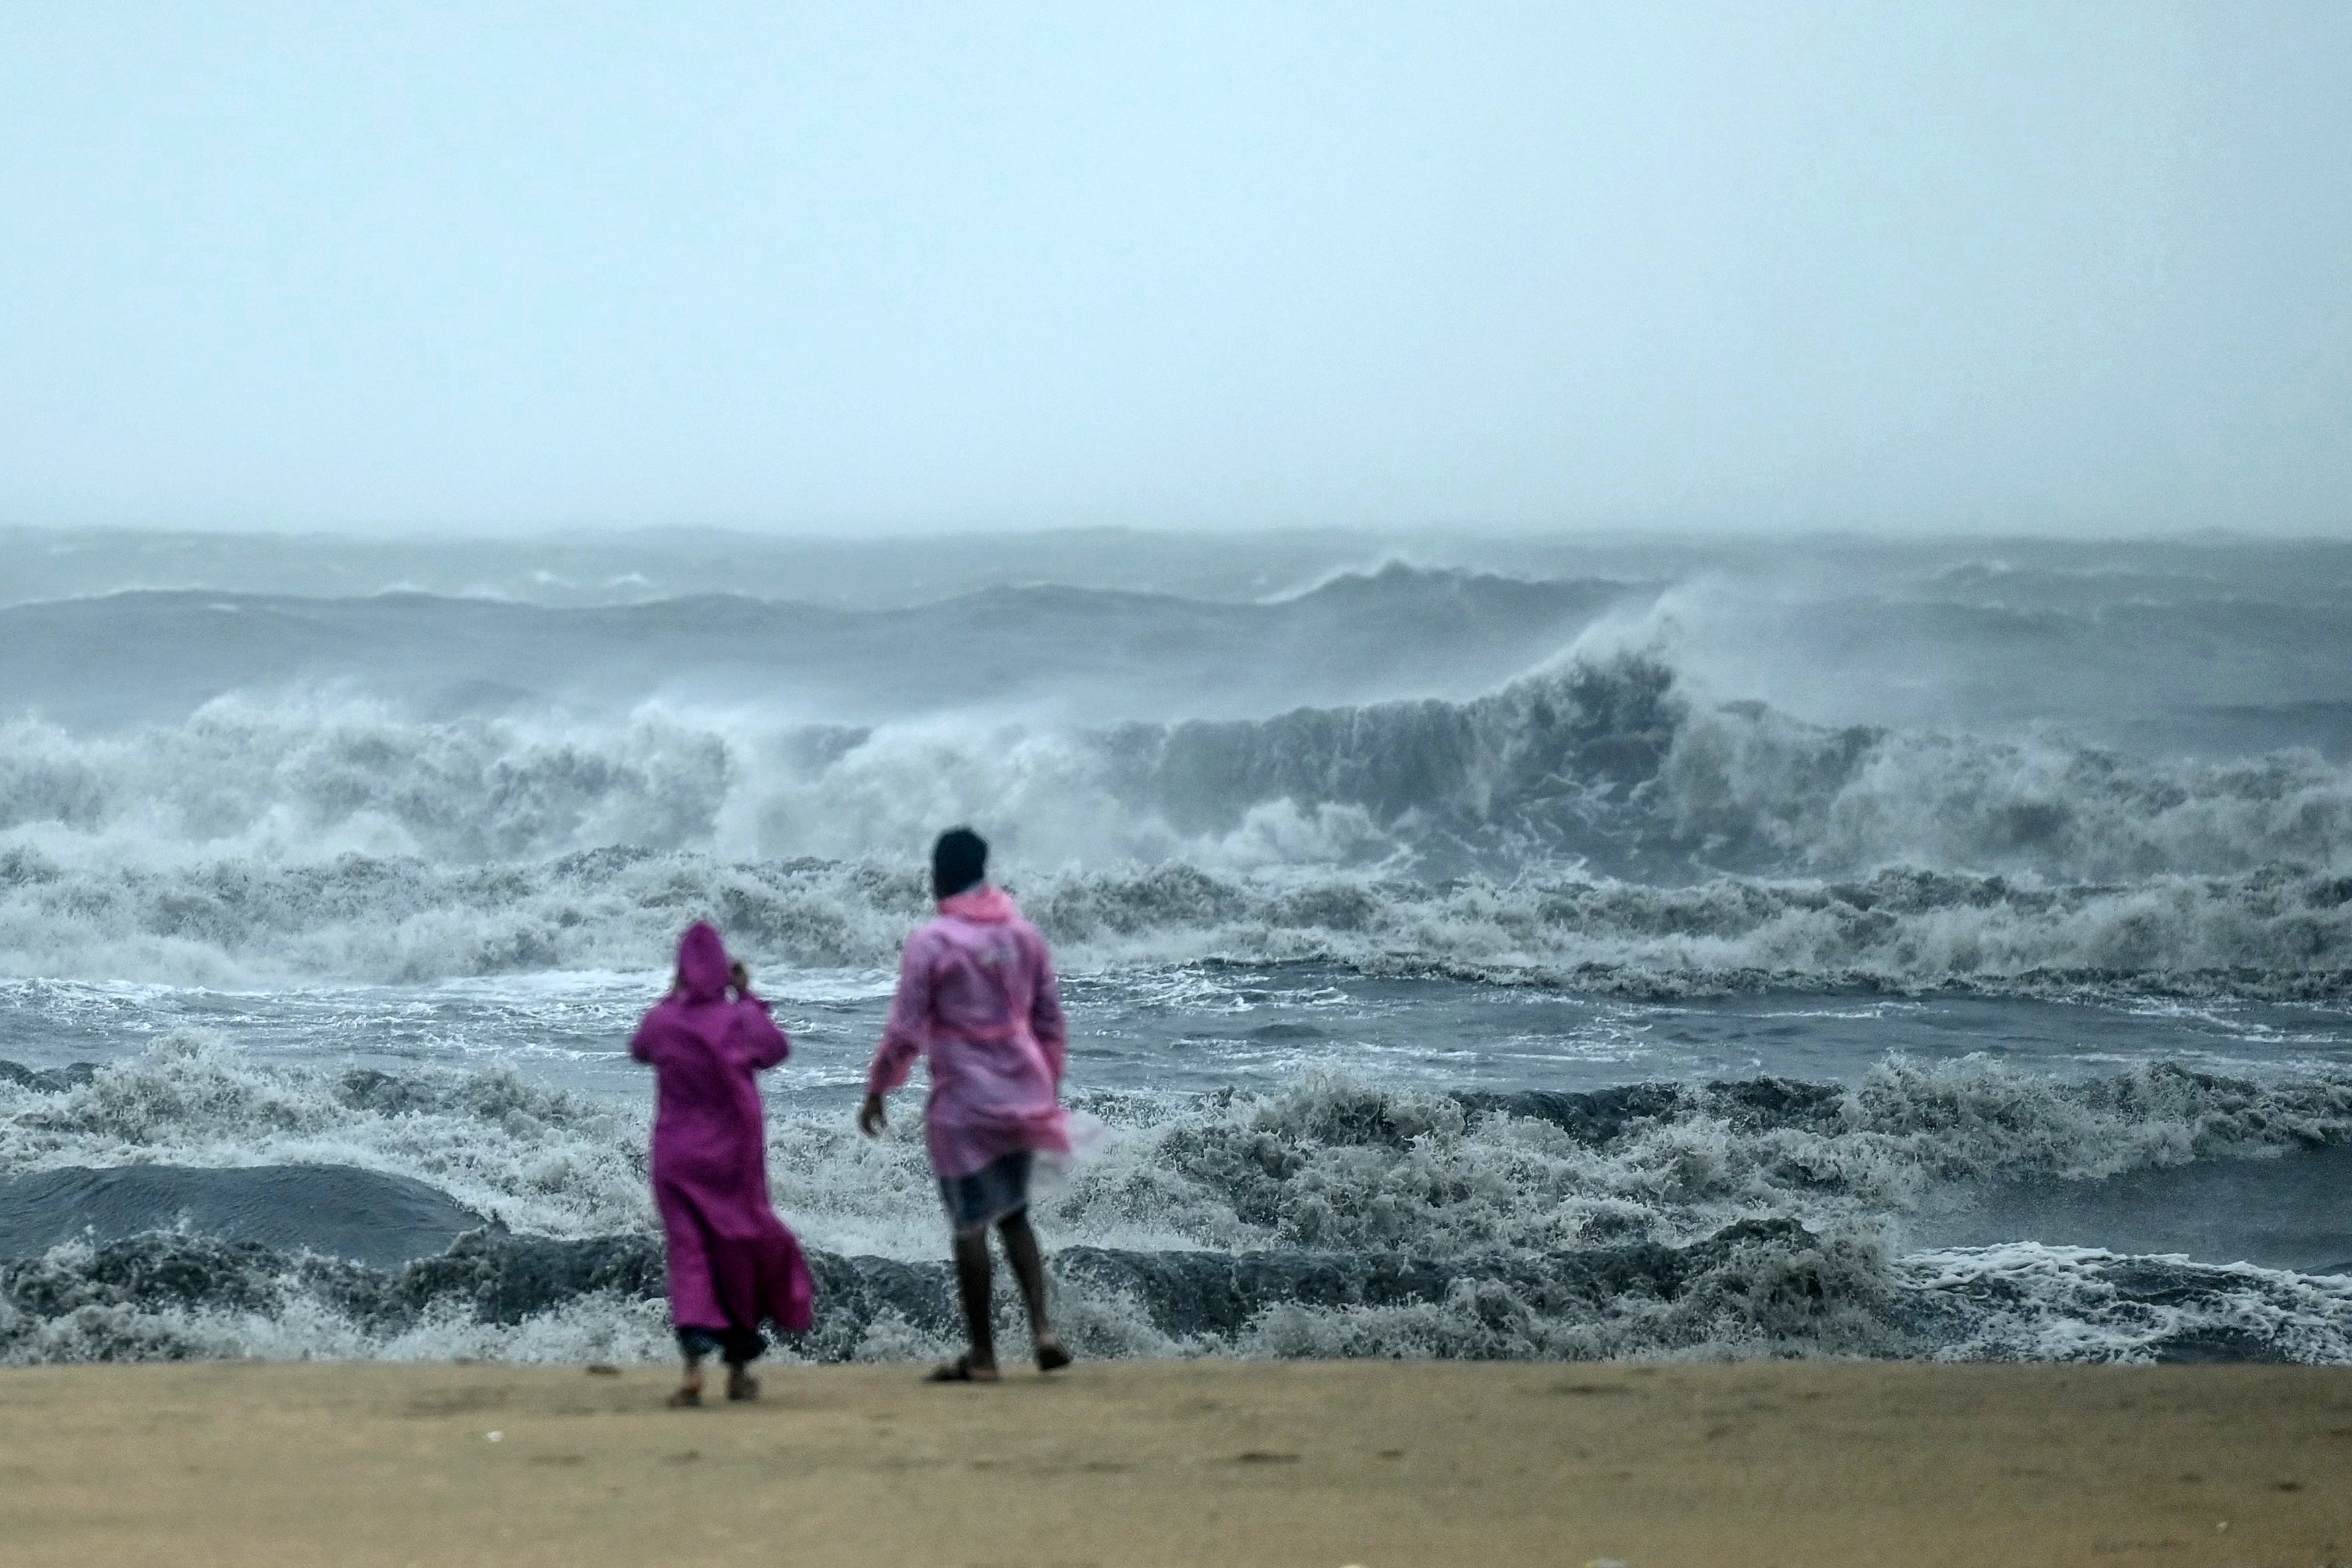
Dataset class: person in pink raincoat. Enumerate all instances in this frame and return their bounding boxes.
[630,921,814,1406]
[859,826,1074,1382]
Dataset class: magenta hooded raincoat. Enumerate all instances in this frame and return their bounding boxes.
[630,923,814,1338]
[866,885,1072,1180]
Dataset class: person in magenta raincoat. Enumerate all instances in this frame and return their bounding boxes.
[630,921,814,1406]
[860,826,1074,1382]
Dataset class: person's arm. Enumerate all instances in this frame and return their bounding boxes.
[728,963,791,1071]
[1029,934,1068,1090]
[735,1003,791,1071]
[859,933,932,1135]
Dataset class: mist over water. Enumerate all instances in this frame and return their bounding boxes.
[6,529,2352,1366]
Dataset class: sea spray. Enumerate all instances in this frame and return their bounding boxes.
[11,1041,2352,1268]
[9,544,2352,1369]
[13,1218,2352,1367]
[7,849,2352,994]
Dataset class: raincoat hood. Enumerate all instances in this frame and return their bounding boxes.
[675,921,734,1001]
[938,885,1017,923]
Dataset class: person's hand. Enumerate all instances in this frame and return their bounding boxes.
[857,1093,887,1138]
[728,959,750,998]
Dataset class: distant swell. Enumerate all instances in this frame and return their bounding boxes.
[0,569,1628,729]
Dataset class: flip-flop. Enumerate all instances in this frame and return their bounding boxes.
[925,1355,1000,1384]
[1035,1337,1074,1373]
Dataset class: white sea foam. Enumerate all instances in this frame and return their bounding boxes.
[5,838,2351,993]
[9,1043,2352,1365]
[10,647,2352,887]
[9,547,2352,1365]
[1897,1243,2352,1363]
[10,1040,2351,1262]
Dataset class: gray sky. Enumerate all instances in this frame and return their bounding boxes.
[3,3,2347,535]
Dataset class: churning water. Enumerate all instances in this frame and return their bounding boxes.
[5,528,2352,1365]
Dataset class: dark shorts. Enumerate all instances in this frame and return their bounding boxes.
[938,1150,1033,1237]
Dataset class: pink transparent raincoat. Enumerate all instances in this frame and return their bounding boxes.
[866,885,1072,1180]
[630,923,814,1338]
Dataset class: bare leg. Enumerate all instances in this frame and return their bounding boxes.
[951,1228,998,1374]
[999,1210,1071,1370]
[998,1211,1051,1336]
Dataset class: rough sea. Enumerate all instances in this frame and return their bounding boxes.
[5,526,2352,1367]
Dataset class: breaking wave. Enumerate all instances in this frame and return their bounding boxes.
[14,1223,2349,1367]
[15,1041,2352,1261]
[11,651,2352,882]
[7,1043,2352,1364]
[5,647,2352,991]
[6,845,2352,995]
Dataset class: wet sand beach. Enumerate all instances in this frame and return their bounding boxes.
[1,1359,2346,1567]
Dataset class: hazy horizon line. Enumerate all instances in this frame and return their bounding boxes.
[7,520,2347,549]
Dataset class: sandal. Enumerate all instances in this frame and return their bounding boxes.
[667,1385,702,1408]
[925,1355,1001,1384]
[726,1369,760,1402]
[1035,1335,1074,1374]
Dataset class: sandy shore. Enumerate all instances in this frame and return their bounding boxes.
[1,1359,2347,1567]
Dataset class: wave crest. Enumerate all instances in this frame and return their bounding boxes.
[7,846,2352,992]
[10,654,2352,887]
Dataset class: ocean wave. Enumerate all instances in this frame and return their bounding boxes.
[11,1042,2352,1266]
[0,1163,483,1268]
[0,1036,657,1239]
[0,699,740,862]
[10,1221,2348,1367]
[7,838,2352,993]
[1111,651,2352,880]
[0,568,1625,730]
[9,645,2352,900]
[1894,1245,2352,1363]
[10,1045,2352,1364]
[0,1220,1911,1366]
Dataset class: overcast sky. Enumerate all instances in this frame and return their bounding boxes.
[3,3,2347,536]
